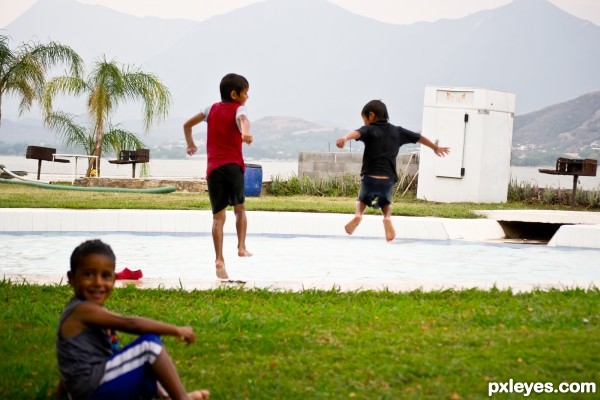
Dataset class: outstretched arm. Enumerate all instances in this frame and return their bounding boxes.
[336,130,361,149]
[183,112,206,156]
[419,136,450,157]
[68,302,196,344]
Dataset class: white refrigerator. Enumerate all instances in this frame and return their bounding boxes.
[417,86,516,203]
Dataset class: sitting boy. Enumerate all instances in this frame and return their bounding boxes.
[56,239,209,400]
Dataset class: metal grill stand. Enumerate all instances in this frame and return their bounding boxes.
[539,158,598,207]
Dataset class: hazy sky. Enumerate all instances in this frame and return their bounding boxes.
[1,0,600,28]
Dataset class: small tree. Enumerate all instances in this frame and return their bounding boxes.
[42,56,171,175]
[0,34,82,124]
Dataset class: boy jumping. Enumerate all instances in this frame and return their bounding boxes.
[184,73,254,279]
[336,100,449,241]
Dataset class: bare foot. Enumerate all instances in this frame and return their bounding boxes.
[345,216,362,235]
[383,218,396,242]
[238,248,253,257]
[189,389,210,399]
[215,261,228,280]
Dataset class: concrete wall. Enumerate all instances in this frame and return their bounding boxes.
[298,152,419,179]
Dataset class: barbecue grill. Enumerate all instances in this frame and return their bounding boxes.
[539,158,597,206]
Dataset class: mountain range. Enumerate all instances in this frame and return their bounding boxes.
[2,90,599,164]
[514,91,600,149]
[2,0,600,131]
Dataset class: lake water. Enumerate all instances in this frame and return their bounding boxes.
[0,155,298,182]
[1,155,599,189]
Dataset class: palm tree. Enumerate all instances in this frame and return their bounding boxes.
[0,35,82,124]
[42,57,171,175]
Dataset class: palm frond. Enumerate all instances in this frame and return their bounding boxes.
[5,78,36,115]
[103,125,147,154]
[0,35,17,82]
[90,57,124,104]
[0,35,83,124]
[2,52,45,114]
[44,111,91,153]
[26,40,83,78]
[42,76,88,116]
[122,68,172,132]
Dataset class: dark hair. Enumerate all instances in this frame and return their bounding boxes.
[220,73,249,102]
[361,100,389,121]
[70,239,116,272]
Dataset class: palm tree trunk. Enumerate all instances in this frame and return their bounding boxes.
[87,158,97,177]
[91,129,103,177]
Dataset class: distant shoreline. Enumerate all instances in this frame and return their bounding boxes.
[1,156,599,189]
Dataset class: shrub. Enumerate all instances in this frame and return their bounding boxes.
[267,175,600,209]
[507,179,600,208]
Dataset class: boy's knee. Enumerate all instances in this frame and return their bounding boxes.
[137,334,164,361]
[139,333,162,345]
[213,210,226,222]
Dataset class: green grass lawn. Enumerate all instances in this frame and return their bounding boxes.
[0,181,575,219]
[1,283,598,399]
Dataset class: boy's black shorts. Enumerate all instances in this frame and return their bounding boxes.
[358,175,394,209]
[207,163,245,214]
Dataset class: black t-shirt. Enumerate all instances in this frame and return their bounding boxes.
[356,120,421,181]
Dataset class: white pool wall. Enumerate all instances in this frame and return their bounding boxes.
[3,208,600,248]
[0,208,505,242]
[548,225,600,248]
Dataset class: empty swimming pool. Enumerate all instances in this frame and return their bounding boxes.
[1,231,598,292]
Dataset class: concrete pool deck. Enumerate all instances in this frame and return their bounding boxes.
[1,208,599,292]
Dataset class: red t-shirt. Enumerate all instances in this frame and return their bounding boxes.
[206,102,245,178]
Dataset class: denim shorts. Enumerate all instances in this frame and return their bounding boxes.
[358,176,395,209]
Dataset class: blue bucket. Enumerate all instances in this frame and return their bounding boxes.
[244,163,262,197]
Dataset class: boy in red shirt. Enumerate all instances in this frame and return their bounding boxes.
[184,73,253,279]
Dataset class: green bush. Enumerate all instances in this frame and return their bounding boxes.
[507,179,600,208]
[266,174,361,197]
[267,175,600,209]
[266,173,421,199]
